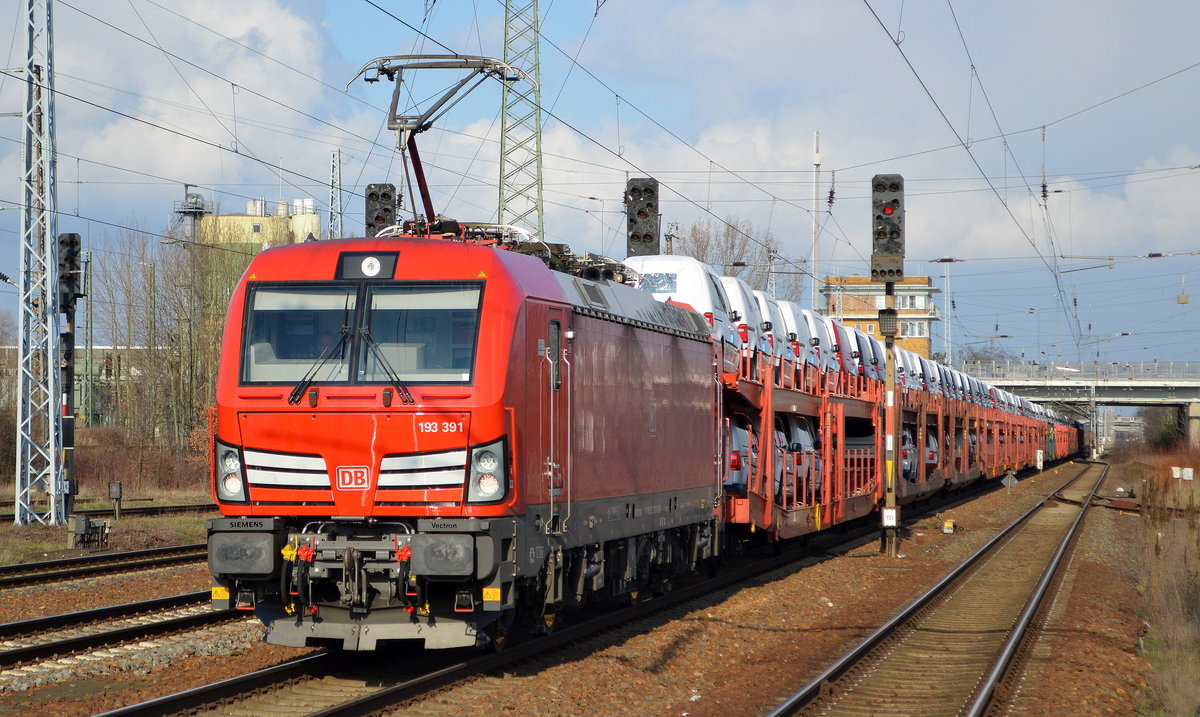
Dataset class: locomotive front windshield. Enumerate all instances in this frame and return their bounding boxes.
[241,282,482,386]
[358,284,481,383]
[243,286,356,383]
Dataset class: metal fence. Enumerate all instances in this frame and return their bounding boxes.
[963,360,1200,382]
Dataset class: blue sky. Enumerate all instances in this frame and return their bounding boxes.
[0,0,1197,363]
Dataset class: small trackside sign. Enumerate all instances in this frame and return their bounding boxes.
[336,466,371,490]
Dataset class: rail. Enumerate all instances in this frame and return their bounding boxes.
[0,503,216,522]
[0,591,209,639]
[0,544,207,588]
[0,594,233,669]
[766,461,1101,716]
[967,462,1106,715]
[104,464,1075,716]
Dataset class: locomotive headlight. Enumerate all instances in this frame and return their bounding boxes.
[473,450,499,474]
[214,440,248,504]
[467,439,507,504]
[221,472,244,496]
[476,473,500,498]
[220,450,241,475]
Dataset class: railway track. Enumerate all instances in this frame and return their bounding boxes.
[0,591,232,670]
[0,497,154,509]
[102,550,814,717]
[767,460,1106,716]
[101,461,1088,717]
[0,543,207,589]
[0,503,216,522]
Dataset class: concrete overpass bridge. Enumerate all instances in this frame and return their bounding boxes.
[962,360,1200,447]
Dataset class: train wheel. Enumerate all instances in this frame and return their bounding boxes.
[484,625,507,651]
[536,609,561,635]
[705,554,721,579]
[484,610,517,652]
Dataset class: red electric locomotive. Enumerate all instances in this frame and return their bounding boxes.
[207,236,721,649]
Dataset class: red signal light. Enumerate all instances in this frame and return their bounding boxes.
[882,205,894,215]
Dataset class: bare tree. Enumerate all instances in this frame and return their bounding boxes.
[160,229,262,451]
[959,344,1022,364]
[88,222,264,454]
[673,216,806,301]
[0,309,18,481]
[0,309,16,409]
[1137,406,1183,447]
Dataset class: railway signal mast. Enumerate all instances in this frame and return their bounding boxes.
[871,174,905,557]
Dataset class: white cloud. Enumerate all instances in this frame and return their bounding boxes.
[0,0,1196,360]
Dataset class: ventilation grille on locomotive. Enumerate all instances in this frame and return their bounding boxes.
[245,449,331,490]
[375,448,467,506]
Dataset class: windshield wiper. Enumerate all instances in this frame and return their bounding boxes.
[358,326,415,405]
[287,326,350,405]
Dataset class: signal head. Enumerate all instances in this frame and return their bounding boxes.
[870,174,905,280]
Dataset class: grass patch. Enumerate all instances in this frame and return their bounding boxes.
[72,489,212,507]
[1122,445,1200,715]
[0,512,211,565]
[0,426,215,566]
[0,523,80,565]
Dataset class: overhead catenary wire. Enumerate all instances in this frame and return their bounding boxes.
[860,0,1086,359]
[38,2,1200,235]
[0,195,255,256]
[37,2,1192,275]
[356,0,821,281]
[4,2,1190,371]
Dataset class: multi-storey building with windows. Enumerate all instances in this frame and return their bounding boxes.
[820,275,940,357]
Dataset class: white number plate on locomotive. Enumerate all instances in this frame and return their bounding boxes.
[417,420,465,434]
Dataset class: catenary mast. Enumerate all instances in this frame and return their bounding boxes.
[499,0,544,239]
[16,0,65,525]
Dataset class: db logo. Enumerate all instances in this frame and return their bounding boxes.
[336,466,370,491]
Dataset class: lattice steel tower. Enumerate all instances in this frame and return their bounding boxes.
[499,0,544,239]
[328,150,342,239]
[16,0,64,525]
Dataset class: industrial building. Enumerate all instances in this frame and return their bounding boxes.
[821,275,940,357]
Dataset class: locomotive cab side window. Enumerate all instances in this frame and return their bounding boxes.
[549,320,562,390]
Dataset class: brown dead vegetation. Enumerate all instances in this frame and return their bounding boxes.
[1121,445,1200,715]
